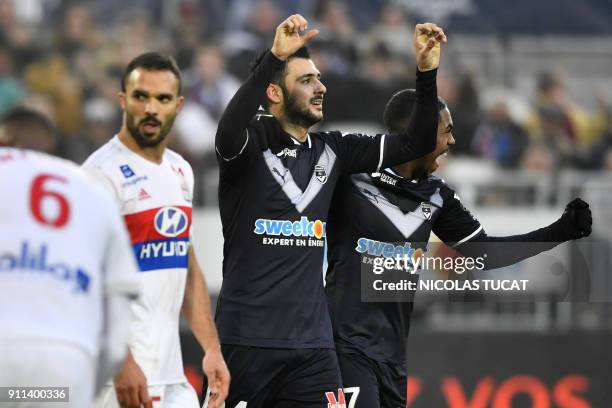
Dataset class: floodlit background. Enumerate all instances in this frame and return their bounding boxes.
[2,0,611,405]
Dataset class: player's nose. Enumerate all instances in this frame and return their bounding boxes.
[315,78,326,94]
[448,132,456,145]
[144,100,159,116]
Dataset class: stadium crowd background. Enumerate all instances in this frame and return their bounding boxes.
[2,0,611,205]
[2,0,612,404]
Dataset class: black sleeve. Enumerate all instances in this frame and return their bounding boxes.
[432,186,483,246]
[435,187,568,270]
[215,51,284,164]
[454,228,565,271]
[325,69,438,174]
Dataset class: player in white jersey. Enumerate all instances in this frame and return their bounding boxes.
[0,147,140,407]
[83,52,229,408]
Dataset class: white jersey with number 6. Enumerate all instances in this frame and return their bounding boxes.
[0,148,140,404]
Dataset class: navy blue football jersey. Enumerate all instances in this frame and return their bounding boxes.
[214,51,440,349]
[325,169,482,362]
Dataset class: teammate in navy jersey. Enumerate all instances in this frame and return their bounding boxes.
[211,13,447,408]
[325,89,593,408]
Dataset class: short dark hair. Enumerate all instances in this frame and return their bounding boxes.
[0,106,57,151]
[1,106,55,134]
[121,52,182,94]
[251,47,311,108]
[383,89,447,133]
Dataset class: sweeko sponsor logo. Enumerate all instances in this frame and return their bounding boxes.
[254,216,326,247]
[356,237,424,274]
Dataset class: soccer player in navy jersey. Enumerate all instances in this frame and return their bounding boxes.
[210,13,447,408]
[325,89,593,408]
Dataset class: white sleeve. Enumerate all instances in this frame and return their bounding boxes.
[95,201,140,392]
[82,166,122,205]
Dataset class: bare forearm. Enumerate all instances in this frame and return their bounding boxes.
[182,250,220,353]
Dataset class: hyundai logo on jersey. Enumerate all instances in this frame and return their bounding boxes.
[120,164,135,178]
[0,241,90,293]
[154,207,189,237]
[254,216,326,239]
[355,237,416,258]
[124,206,192,272]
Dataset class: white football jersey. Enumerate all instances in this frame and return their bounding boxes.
[0,148,139,358]
[83,135,195,385]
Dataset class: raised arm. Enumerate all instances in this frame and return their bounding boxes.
[215,14,318,161]
[381,23,447,167]
[327,23,447,174]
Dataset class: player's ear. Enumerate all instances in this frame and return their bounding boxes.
[118,92,127,110]
[267,84,282,105]
[176,95,185,113]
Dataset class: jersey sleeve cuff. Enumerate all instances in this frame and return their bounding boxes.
[452,225,484,248]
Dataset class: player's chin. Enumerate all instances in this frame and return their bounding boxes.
[309,108,324,121]
[140,132,165,147]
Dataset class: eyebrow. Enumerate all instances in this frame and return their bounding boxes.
[296,73,321,81]
[132,89,175,99]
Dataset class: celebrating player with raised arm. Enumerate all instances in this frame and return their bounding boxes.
[83,53,229,408]
[0,137,139,407]
[211,13,446,407]
[324,89,593,408]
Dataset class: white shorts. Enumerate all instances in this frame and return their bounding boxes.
[95,382,199,408]
[0,341,94,408]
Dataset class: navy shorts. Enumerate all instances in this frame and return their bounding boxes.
[202,345,342,408]
[337,351,406,408]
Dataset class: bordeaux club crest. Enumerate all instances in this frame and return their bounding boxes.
[315,165,327,184]
[421,202,432,220]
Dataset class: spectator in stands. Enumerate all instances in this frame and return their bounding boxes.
[311,1,358,76]
[588,98,612,170]
[186,45,239,120]
[223,0,280,79]
[520,142,557,174]
[472,99,529,168]
[525,71,606,167]
[365,2,415,59]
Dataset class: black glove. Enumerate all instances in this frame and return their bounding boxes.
[555,198,593,240]
[252,112,285,154]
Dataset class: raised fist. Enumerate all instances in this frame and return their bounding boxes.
[558,198,593,239]
[271,14,319,61]
[413,22,447,72]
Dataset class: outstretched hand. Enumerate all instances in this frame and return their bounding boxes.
[413,22,447,72]
[271,14,319,61]
[558,197,593,239]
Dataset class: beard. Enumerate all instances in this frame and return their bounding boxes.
[283,88,322,129]
[126,112,175,148]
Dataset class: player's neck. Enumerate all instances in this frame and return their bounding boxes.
[270,107,309,142]
[393,161,419,179]
[280,121,309,142]
[118,128,165,164]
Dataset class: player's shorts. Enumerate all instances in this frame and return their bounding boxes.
[202,345,342,408]
[95,382,198,408]
[337,351,406,408]
[0,341,94,408]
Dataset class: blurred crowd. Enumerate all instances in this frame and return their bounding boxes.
[0,0,611,205]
